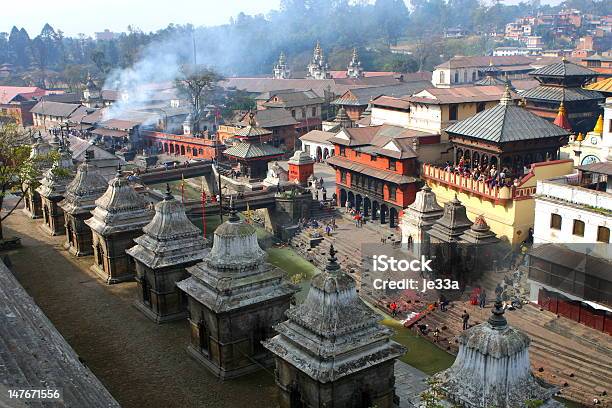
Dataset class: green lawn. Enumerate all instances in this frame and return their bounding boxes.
[379,316,455,375]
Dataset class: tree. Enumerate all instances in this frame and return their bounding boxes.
[8,27,31,68]
[175,65,222,134]
[0,119,56,241]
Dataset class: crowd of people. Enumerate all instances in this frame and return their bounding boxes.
[442,157,528,189]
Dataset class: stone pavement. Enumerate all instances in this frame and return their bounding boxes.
[395,361,428,407]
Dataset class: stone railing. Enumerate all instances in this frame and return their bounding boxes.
[537,178,612,212]
[422,164,515,201]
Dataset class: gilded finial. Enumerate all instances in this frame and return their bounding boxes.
[593,114,603,135]
[576,132,584,142]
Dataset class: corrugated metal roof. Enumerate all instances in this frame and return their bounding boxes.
[30,101,82,117]
[223,142,283,159]
[326,155,417,184]
[445,102,570,143]
[521,86,604,102]
[435,55,534,69]
[299,130,335,144]
[332,81,430,106]
[585,77,612,94]
[529,60,598,77]
[237,109,297,128]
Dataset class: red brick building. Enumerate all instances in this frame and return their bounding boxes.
[326,126,421,228]
[0,86,47,125]
[142,130,223,160]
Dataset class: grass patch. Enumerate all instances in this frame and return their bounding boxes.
[379,316,455,375]
[267,247,317,303]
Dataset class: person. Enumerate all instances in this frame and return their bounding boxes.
[432,327,440,342]
[439,294,448,312]
[479,290,487,309]
[325,224,331,236]
[417,323,428,335]
[322,187,327,201]
[390,302,398,317]
[495,283,504,297]
[461,310,470,330]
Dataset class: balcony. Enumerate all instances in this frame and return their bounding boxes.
[422,164,515,202]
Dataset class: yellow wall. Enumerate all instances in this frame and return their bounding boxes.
[427,160,574,246]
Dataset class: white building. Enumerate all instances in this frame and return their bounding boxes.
[528,161,612,320]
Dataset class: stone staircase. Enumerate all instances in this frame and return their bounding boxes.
[289,226,364,287]
[417,299,611,406]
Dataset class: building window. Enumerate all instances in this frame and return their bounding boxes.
[340,171,346,183]
[440,71,445,83]
[454,72,459,83]
[371,154,377,161]
[312,107,316,117]
[389,185,397,200]
[291,110,296,118]
[476,102,486,113]
[572,220,585,237]
[550,214,562,230]
[449,104,458,121]
[340,146,346,156]
[472,71,477,81]
[597,226,610,243]
[388,159,396,171]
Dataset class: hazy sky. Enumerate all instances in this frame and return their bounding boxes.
[3,0,562,37]
[2,0,281,36]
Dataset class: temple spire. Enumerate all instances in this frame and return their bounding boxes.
[488,295,507,329]
[325,245,341,274]
[554,102,572,131]
[499,83,513,106]
[593,114,603,135]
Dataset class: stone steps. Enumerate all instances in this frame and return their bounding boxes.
[422,304,610,406]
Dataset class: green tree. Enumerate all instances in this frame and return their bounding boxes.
[175,65,223,135]
[0,120,57,241]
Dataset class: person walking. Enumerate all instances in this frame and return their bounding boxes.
[479,290,487,309]
[461,310,470,330]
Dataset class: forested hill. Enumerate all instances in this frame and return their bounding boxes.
[1,0,610,89]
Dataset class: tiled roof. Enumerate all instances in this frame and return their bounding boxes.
[30,101,82,117]
[332,82,430,106]
[445,101,570,143]
[263,90,325,108]
[299,130,335,144]
[223,141,283,159]
[585,78,612,93]
[329,126,381,146]
[0,86,45,104]
[435,55,534,69]
[474,76,506,86]
[327,155,417,184]
[371,95,411,109]
[404,85,514,105]
[238,108,298,128]
[521,86,604,102]
[529,60,598,77]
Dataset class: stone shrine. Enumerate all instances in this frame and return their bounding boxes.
[264,246,406,408]
[434,297,562,407]
[127,185,208,322]
[23,135,53,219]
[59,150,108,256]
[287,150,314,186]
[177,207,297,379]
[399,184,444,258]
[37,146,75,236]
[85,168,153,284]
